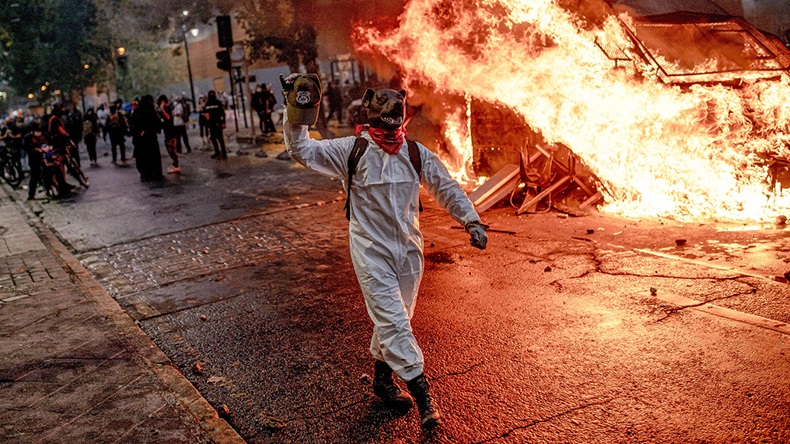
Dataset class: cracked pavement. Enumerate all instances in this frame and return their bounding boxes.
[13,129,790,442]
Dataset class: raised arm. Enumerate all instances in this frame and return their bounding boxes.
[283,113,354,180]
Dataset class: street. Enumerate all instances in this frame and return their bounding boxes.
[10,127,790,443]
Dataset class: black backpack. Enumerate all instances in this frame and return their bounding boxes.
[344,137,422,220]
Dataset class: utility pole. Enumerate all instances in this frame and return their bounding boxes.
[182,25,197,109]
[216,16,239,132]
[234,66,248,129]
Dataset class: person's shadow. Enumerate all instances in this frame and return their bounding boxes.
[353,398,447,443]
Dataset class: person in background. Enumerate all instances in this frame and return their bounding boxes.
[107,106,129,165]
[203,90,227,160]
[251,85,266,133]
[47,103,77,192]
[1,116,24,173]
[262,84,277,133]
[48,103,72,154]
[83,108,99,167]
[157,95,180,174]
[197,95,208,146]
[22,123,45,200]
[326,79,344,125]
[64,103,84,166]
[130,95,163,181]
[173,96,192,154]
[96,104,109,143]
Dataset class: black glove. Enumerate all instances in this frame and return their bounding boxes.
[465,221,489,250]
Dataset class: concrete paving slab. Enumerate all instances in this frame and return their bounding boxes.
[0,184,242,443]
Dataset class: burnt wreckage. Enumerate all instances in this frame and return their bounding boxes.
[465,7,790,215]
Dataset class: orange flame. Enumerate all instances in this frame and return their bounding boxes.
[355,0,790,222]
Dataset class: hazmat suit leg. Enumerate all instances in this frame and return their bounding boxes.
[354,258,424,382]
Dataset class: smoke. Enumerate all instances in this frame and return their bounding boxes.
[308,0,406,58]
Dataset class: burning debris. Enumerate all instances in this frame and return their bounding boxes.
[356,0,790,222]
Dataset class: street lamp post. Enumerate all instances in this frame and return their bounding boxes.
[181,11,198,108]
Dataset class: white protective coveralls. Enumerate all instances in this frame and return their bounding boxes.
[284,114,481,381]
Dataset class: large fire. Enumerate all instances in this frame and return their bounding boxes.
[355,0,790,222]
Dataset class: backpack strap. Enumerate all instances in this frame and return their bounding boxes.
[345,136,369,220]
[406,140,421,176]
[406,140,423,212]
[345,137,423,221]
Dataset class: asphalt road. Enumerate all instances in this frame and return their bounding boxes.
[16,128,790,443]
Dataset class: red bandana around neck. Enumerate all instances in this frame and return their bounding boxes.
[356,124,407,155]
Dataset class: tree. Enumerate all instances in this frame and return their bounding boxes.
[232,0,331,136]
[232,0,320,73]
[0,0,107,104]
[90,0,236,100]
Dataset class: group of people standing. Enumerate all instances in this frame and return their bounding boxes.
[92,101,130,166]
[132,90,228,181]
[5,89,230,191]
[5,103,86,200]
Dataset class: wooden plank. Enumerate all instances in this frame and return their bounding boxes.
[468,164,520,206]
[474,175,520,212]
[535,146,596,197]
[579,191,604,210]
[516,175,571,214]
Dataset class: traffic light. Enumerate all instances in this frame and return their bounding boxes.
[117,55,128,69]
[216,49,230,71]
[216,15,233,48]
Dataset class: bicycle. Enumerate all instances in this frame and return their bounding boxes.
[36,143,88,198]
[0,140,24,188]
[64,142,89,189]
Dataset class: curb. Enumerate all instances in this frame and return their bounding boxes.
[2,185,245,444]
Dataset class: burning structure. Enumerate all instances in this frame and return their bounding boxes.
[355,0,790,222]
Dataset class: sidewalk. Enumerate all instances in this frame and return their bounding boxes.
[0,187,243,443]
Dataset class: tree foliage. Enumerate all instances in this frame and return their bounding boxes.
[1,0,106,102]
[92,0,189,99]
[0,0,322,105]
[231,0,320,73]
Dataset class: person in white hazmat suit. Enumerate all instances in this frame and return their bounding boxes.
[280,73,488,430]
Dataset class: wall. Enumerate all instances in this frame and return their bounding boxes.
[741,0,790,40]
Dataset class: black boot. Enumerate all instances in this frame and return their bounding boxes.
[373,360,413,409]
[406,373,440,429]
